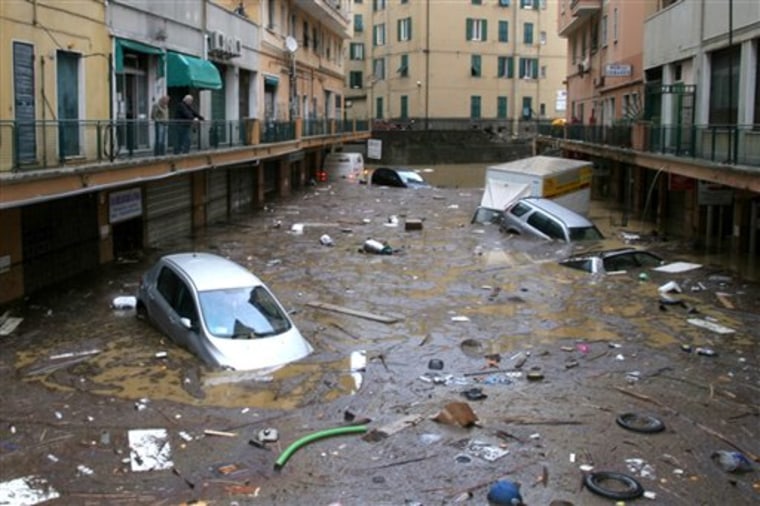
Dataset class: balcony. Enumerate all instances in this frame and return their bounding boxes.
[0,117,370,208]
[560,0,601,37]
[296,0,352,39]
[538,121,760,173]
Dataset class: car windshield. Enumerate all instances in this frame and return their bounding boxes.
[569,226,604,241]
[398,171,426,185]
[198,286,292,339]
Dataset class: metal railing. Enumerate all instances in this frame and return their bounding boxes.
[538,122,760,167]
[0,117,369,172]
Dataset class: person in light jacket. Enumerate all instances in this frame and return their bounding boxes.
[174,95,204,154]
[151,95,170,156]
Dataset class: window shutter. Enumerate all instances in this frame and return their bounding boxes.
[466,18,473,40]
[508,57,514,78]
[482,20,488,41]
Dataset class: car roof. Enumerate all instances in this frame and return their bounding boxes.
[563,247,661,261]
[163,252,263,292]
[518,198,594,227]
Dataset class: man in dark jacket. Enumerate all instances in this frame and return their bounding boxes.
[174,94,204,154]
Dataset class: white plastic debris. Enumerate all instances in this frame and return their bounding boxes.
[350,350,367,372]
[290,223,304,234]
[77,464,94,476]
[687,318,735,334]
[128,429,173,472]
[643,491,657,500]
[569,453,576,463]
[178,431,193,442]
[319,234,335,246]
[155,351,168,359]
[579,464,594,472]
[111,296,137,310]
[0,475,60,504]
[658,281,682,294]
[451,316,470,322]
[47,454,59,463]
[615,354,625,361]
[258,428,279,442]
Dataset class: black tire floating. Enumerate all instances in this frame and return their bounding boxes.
[584,471,644,500]
[616,412,665,433]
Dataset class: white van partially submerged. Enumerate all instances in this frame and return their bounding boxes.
[323,152,364,181]
[472,156,593,224]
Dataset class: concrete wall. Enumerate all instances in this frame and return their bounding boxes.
[643,0,700,69]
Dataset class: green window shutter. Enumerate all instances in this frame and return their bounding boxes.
[498,96,508,118]
[470,96,481,119]
[508,57,514,78]
[400,95,408,119]
[466,18,473,40]
[399,53,409,76]
[497,57,504,77]
[408,19,412,40]
[482,20,488,41]
[524,23,533,44]
[397,19,401,41]
[498,21,509,42]
[471,55,481,77]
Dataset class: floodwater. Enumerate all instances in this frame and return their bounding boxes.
[1,164,758,505]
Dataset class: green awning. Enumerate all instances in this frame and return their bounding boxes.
[264,75,279,87]
[114,38,164,74]
[166,51,222,90]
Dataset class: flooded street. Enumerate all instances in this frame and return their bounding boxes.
[1,164,758,505]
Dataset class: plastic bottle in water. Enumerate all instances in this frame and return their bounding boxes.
[363,239,392,255]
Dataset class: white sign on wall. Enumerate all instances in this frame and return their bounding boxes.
[556,90,567,112]
[367,139,382,160]
[109,188,143,223]
[605,63,632,77]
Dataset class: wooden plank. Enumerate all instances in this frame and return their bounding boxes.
[306,301,402,324]
[715,292,735,309]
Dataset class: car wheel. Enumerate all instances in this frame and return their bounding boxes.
[584,471,644,500]
[615,412,665,433]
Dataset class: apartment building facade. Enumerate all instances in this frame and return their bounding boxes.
[345,0,568,129]
[549,0,760,257]
[0,0,366,305]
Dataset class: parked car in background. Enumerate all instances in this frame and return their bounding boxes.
[559,247,666,274]
[323,152,364,182]
[369,167,430,188]
[500,197,603,242]
[136,252,313,371]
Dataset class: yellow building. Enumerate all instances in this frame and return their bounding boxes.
[0,0,110,172]
[346,0,567,128]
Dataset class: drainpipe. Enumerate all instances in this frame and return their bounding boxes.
[512,1,518,134]
[40,55,47,168]
[424,0,430,130]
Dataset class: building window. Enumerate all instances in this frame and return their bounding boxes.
[497,56,514,78]
[497,96,508,118]
[303,21,309,48]
[499,0,511,6]
[754,49,760,124]
[522,96,533,119]
[709,46,740,124]
[498,20,509,42]
[471,55,482,77]
[519,57,538,79]
[523,23,534,44]
[398,53,409,77]
[520,0,535,8]
[373,57,386,80]
[354,14,364,32]
[350,43,365,60]
[349,71,363,89]
[601,15,608,47]
[375,96,383,119]
[466,18,488,41]
[470,96,482,119]
[540,31,546,45]
[373,0,387,11]
[398,17,412,41]
[613,7,618,42]
[400,95,409,119]
[267,0,275,28]
[539,103,546,117]
[472,0,482,4]
[540,65,546,78]
[373,23,386,46]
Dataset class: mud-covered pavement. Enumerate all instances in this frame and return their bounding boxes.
[1,166,759,505]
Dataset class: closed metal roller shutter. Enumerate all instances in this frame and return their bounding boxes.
[229,166,253,214]
[21,194,99,294]
[206,168,228,224]
[145,176,192,247]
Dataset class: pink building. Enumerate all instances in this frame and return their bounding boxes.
[558,0,657,125]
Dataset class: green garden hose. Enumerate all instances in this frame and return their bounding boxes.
[274,425,368,470]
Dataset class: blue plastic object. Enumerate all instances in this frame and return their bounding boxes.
[487,479,523,505]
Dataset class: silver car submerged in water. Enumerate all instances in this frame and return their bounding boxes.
[136,252,313,371]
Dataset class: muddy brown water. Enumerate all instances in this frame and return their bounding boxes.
[0,164,758,505]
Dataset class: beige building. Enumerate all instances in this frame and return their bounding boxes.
[346,0,567,128]
[558,0,657,125]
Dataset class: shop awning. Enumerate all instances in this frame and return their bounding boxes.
[114,38,164,74]
[264,75,279,87]
[166,51,222,90]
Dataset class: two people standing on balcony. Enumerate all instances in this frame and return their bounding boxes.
[174,95,204,154]
[151,96,170,156]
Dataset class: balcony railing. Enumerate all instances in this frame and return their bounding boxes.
[538,122,760,167]
[0,117,370,172]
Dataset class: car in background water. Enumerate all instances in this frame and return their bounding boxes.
[366,167,431,188]
[500,197,603,242]
[136,252,313,371]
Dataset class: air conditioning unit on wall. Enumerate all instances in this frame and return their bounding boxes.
[209,31,225,53]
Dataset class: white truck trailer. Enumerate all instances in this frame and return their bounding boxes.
[472,156,593,224]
